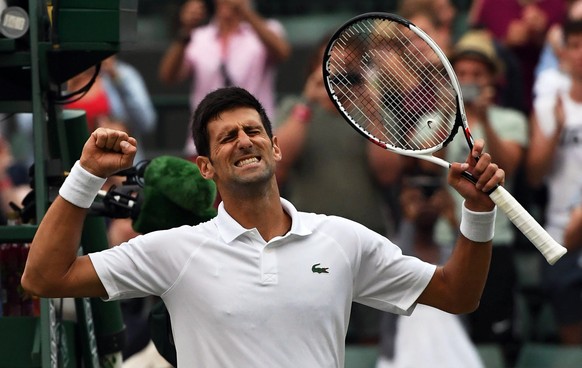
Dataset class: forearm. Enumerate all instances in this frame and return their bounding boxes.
[22,156,119,298]
[526,118,561,187]
[417,200,495,314]
[24,130,136,297]
[242,9,290,62]
[158,42,189,84]
[526,150,555,187]
[435,234,492,313]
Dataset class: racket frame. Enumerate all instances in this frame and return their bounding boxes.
[323,12,473,164]
[322,12,567,265]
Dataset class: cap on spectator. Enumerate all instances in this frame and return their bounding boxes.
[450,30,503,76]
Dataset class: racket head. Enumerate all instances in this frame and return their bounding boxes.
[322,12,469,155]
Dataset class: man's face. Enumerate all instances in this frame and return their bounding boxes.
[215,0,242,23]
[453,58,492,89]
[197,107,281,189]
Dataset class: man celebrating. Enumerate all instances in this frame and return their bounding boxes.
[23,87,504,367]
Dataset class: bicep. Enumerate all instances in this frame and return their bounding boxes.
[416,266,448,310]
[65,255,108,298]
[417,236,492,314]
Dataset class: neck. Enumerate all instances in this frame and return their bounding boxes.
[217,18,239,36]
[220,180,291,242]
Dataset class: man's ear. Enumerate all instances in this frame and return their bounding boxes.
[272,136,282,162]
[196,156,215,179]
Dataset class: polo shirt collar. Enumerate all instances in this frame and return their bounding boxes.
[215,198,313,244]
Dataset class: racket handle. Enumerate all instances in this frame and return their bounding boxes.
[489,186,567,265]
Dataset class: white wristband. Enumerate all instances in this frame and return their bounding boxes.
[459,201,497,243]
[59,161,106,208]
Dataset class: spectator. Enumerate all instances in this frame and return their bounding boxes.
[433,29,529,355]
[469,0,567,113]
[15,55,157,164]
[533,0,582,99]
[526,18,582,346]
[535,0,582,75]
[274,36,403,343]
[398,0,457,56]
[0,135,30,223]
[98,56,157,149]
[64,67,111,132]
[528,0,582,251]
[158,0,291,159]
[66,56,157,162]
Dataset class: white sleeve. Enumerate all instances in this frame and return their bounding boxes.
[89,228,197,301]
[353,233,436,315]
[330,217,436,315]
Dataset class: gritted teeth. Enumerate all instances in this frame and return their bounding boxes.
[236,157,260,167]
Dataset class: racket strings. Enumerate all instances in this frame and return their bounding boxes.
[326,17,457,151]
[368,21,457,133]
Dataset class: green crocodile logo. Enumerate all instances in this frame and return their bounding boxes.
[312,263,329,274]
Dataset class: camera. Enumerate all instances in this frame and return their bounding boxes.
[460,83,481,103]
[404,175,443,198]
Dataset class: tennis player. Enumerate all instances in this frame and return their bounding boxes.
[23,87,504,367]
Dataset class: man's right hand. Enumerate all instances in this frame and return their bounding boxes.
[79,128,137,178]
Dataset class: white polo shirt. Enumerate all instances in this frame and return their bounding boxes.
[89,198,435,367]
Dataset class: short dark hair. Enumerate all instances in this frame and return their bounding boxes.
[563,19,582,43]
[191,87,273,157]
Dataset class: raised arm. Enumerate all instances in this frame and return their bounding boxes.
[158,36,193,85]
[21,128,137,298]
[526,101,564,187]
[235,0,291,62]
[101,58,157,135]
[417,139,504,314]
[158,0,207,84]
[274,68,330,183]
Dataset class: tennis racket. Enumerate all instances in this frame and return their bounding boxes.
[322,12,567,265]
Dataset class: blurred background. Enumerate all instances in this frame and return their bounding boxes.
[126,0,472,157]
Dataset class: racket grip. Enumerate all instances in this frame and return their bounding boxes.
[489,186,567,265]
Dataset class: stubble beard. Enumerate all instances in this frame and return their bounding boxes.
[220,161,276,198]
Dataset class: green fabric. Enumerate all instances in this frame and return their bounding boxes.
[132,155,217,234]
